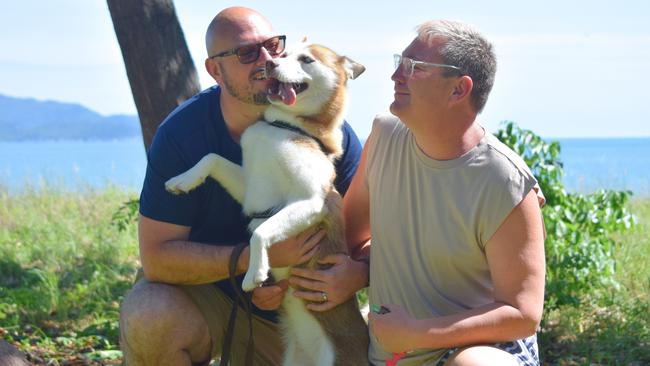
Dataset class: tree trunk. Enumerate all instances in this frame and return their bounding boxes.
[107,0,201,151]
[0,340,29,366]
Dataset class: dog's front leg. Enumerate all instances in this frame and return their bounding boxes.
[242,198,327,291]
[165,153,245,203]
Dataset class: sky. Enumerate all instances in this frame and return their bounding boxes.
[1,1,649,139]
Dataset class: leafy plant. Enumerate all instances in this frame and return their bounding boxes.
[111,197,140,232]
[495,121,636,308]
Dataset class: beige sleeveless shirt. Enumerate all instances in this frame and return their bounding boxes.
[366,114,544,365]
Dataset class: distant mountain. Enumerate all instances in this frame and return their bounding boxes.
[0,94,141,141]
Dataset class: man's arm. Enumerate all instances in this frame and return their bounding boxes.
[422,189,545,345]
[343,139,372,262]
[139,214,239,284]
[370,189,545,353]
[139,214,323,285]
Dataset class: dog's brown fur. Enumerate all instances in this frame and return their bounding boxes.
[270,44,369,365]
[305,190,369,365]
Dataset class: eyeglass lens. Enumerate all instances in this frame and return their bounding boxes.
[394,55,412,76]
[238,36,284,64]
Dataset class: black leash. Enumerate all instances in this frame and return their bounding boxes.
[248,207,280,220]
[265,120,329,155]
[220,242,254,366]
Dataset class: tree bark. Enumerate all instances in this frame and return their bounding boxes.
[0,340,29,366]
[107,0,201,151]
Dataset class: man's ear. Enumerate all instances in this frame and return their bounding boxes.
[205,58,223,83]
[450,75,473,103]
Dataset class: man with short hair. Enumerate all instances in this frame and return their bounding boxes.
[118,7,363,365]
[344,20,546,365]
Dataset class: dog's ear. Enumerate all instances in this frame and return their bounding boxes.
[342,57,365,80]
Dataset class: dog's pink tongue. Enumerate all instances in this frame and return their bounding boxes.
[280,83,297,106]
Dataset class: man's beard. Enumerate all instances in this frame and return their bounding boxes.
[221,67,269,105]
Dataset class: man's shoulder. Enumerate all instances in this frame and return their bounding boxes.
[482,132,545,206]
[368,112,409,149]
[147,86,225,165]
[482,132,532,175]
[340,119,357,135]
[158,86,222,136]
[372,112,400,129]
[339,119,361,151]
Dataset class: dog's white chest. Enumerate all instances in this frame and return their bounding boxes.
[239,122,334,216]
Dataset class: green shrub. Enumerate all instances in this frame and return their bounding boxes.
[495,122,636,308]
[111,197,140,233]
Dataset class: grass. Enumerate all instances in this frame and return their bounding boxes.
[0,187,648,365]
[539,198,650,365]
[0,186,138,364]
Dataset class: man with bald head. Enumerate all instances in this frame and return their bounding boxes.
[118,7,364,365]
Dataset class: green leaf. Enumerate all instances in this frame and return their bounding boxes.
[495,121,637,308]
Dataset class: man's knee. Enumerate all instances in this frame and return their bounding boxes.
[119,280,211,362]
[444,345,519,366]
[121,281,176,335]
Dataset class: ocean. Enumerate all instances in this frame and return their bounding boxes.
[1,137,649,197]
[556,137,650,197]
[0,138,147,193]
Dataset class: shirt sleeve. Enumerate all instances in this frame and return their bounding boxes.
[333,121,362,196]
[479,151,539,247]
[139,127,200,226]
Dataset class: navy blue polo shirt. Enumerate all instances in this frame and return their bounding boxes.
[139,85,362,321]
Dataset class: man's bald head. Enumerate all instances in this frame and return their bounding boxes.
[205,7,274,58]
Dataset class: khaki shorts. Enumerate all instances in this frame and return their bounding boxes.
[135,271,284,365]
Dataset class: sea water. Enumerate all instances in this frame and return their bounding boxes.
[1,137,649,197]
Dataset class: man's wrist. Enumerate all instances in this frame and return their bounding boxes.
[412,317,443,350]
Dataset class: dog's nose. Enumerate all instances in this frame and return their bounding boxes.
[266,60,278,73]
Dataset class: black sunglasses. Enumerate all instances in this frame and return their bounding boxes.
[209,35,286,64]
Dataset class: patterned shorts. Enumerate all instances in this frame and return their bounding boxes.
[436,334,539,366]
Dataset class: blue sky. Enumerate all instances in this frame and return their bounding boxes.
[1,1,649,139]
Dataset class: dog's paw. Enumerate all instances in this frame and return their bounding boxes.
[242,270,268,292]
[165,173,201,194]
[241,273,258,292]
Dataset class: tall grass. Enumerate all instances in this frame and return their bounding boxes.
[539,198,650,365]
[0,186,139,363]
[614,199,650,295]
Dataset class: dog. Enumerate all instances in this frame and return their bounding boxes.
[165,43,369,365]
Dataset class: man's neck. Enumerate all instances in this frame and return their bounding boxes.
[411,114,484,161]
[219,93,266,143]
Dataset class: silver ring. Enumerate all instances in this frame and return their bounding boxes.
[321,292,328,302]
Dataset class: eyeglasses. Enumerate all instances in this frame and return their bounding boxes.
[210,35,286,64]
[394,54,462,78]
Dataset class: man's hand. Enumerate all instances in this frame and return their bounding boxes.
[289,254,368,311]
[268,227,325,268]
[251,227,325,310]
[252,279,289,310]
[369,304,419,354]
